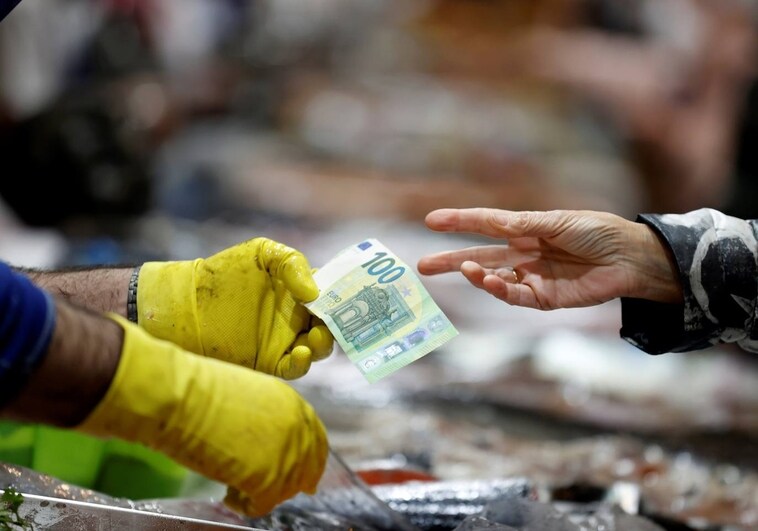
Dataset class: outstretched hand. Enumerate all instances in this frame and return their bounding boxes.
[418,208,682,310]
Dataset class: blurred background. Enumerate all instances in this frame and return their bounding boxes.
[1,0,758,529]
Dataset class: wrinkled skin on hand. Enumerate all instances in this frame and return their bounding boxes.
[418,208,682,310]
[138,238,334,379]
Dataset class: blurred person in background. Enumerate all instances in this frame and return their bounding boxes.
[419,207,758,356]
[427,0,758,215]
[1,236,334,516]
[0,0,155,227]
[0,0,248,228]
[6,0,756,227]
[501,0,758,216]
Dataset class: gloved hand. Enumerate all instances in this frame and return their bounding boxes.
[78,315,328,517]
[136,237,333,380]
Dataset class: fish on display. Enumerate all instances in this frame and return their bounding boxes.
[372,479,534,531]
[453,497,665,531]
[252,478,534,531]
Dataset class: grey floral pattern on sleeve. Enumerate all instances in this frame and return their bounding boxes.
[620,208,758,354]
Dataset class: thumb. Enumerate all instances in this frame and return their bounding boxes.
[280,255,319,303]
[258,239,319,302]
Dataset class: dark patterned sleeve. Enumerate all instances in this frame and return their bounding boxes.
[620,208,758,354]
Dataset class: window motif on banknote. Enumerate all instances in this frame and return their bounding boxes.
[327,285,414,351]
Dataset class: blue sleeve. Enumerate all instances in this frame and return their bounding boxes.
[0,0,22,22]
[0,261,56,405]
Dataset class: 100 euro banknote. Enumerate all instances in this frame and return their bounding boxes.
[306,239,458,383]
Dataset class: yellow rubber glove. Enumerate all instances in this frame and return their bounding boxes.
[136,238,333,380]
[78,315,328,517]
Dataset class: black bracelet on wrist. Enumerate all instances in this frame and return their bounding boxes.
[127,265,141,323]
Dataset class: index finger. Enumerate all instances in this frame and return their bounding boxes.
[426,208,571,241]
[425,208,512,238]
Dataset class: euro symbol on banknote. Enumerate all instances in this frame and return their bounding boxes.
[306,239,458,383]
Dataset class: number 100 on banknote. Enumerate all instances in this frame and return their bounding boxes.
[307,239,458,383]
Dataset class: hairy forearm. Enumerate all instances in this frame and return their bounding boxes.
[20,267,133,318]
[3,298,122,427]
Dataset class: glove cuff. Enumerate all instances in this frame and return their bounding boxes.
[136,260,204,355]
[76,314,191,445]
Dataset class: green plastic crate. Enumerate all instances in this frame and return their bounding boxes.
[0,421,187,499]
